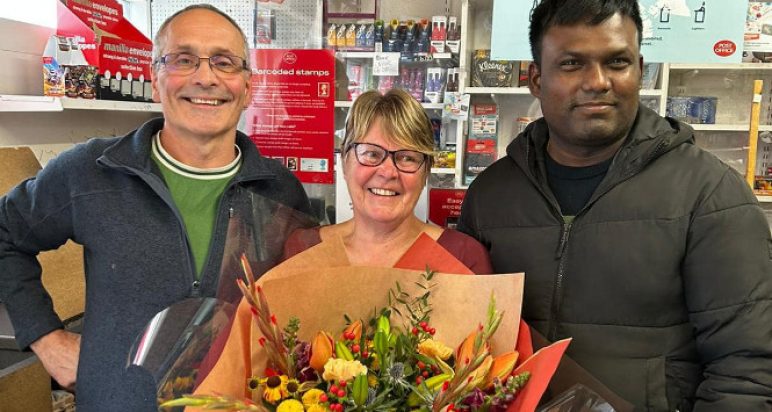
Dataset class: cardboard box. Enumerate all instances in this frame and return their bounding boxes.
[42,35,98,99]
[470,49,516,87]
[0,351,52,412]
[49,0,153,102]
[0,148,85,350]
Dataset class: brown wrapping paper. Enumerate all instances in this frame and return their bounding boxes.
[196,234,524,400]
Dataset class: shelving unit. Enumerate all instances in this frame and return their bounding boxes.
[60,98,161,112]
[333,100,444,110]
[465,87,529,95]
[430,167,455,174]
[0,95,162,113]
[329,0,466,186]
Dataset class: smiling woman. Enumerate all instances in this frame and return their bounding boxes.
[283,89,493,273]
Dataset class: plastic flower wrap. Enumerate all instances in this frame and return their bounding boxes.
[128,229,574,412]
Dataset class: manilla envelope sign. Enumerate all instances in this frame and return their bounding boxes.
[46,0,153,102]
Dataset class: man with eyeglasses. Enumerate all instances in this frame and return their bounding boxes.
[0,5,311,410]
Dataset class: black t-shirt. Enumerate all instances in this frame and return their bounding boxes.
[545,153,613,216]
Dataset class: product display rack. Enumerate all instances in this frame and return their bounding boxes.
[329,0,466,194]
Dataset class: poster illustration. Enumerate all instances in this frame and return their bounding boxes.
[490,0,745,63]
[744,2,772,62]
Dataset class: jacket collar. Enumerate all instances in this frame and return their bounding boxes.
[505,105,695,216]
[507,105,694,179]
[98,117,277,182]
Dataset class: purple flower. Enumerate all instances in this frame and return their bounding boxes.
[293,342,319,382]
[462,388,485,410]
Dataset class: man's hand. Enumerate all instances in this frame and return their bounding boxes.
[30,329,81,391]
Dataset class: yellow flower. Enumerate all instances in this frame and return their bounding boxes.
[303,388,329,412]
[261,375,289,404]
[302,389,326,408]
[322,358,368,382]
[417,339,453,360]
[367,374,378,388]
[286,378,300,395]
[277,399,304,412]
[370,353,380,370]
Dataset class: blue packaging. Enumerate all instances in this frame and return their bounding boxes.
[666,96,717,124]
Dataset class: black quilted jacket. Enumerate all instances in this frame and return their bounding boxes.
[460,106,772,411]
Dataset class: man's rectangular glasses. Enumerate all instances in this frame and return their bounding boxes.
[154,53,248,75]
[346,142,428,173]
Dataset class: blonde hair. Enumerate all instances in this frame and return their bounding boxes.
[343,89,435,162]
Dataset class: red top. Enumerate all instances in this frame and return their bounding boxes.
[282,226,493,274]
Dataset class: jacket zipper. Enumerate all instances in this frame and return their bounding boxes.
[549,220,572,341]
[543,139,670,340]
[195,184,238,297]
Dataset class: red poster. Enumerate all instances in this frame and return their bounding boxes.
[428,188,467,228]
[246,49,335,184]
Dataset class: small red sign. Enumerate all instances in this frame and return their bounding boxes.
[428,188,468,228]
[713,40,736,57]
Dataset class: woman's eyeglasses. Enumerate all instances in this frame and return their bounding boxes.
[346,142,428,173]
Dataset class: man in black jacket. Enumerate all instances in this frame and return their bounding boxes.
[459,0,772,410]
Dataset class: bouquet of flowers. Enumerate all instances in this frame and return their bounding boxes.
[135,233,570,412]
[164,260,532,412]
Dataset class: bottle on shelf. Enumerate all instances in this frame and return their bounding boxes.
[411,70,425,102]
[374,20,384,52]
[446,67,457,92]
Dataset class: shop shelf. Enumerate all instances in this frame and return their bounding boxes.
[335,100,443,110]
[670,63,772,71]
[60,98,162,112]
[0,95,62,112]
[756,194,772,202]
[0,95,162,112]
[430,167,455,174]
[688,124,772,132]
[639,89,664,96]
[464,87,531,95]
